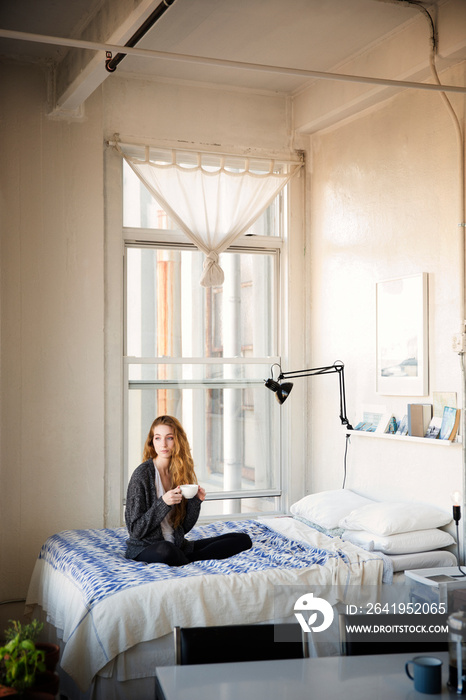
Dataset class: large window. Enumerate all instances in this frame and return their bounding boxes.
[123,158,285,518]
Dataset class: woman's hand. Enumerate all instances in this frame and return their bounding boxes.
[197,486,206,502]
[162,487,183,506]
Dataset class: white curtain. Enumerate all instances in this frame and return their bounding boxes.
[117,144,303,286]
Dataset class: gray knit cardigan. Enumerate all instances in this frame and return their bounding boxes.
[125,459,202,560]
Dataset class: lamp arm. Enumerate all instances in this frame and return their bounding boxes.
[279,363,344,380]
[337,367,353,430]
[279,362,353,430]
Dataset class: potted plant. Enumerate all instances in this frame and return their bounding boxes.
[0,620,59,698]
[0,633,45,695]
[3,622,59,674]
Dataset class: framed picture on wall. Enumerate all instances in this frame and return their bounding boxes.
[376,272,428,396]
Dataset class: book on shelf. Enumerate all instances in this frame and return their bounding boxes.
[376,413,398,434]
[396,415,408,436]
[354,406,385,432]
[425,416,442,439]
[407,403,432,437]
[354,421,377,432]
[439,406,461,441]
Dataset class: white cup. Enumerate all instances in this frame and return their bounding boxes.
[180,484,198,499]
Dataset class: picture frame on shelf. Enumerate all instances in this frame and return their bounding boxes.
[376,272,428,396]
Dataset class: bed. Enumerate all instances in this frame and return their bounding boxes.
[25,491,456,700]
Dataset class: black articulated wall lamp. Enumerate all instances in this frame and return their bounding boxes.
[265,361,353,430]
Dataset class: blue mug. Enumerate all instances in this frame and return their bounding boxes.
[405,656,443,694]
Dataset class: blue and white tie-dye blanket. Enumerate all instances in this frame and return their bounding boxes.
[37,519,344,610]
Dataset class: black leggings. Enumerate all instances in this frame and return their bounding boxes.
[135,532,252,567]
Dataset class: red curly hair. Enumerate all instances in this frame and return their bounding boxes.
[143,415,197,528]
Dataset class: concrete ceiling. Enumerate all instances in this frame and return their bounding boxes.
[0,0,463,126]
[0,0,427,89]
[115,0,424,93]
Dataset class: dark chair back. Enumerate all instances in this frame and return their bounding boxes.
[174,623,309,665]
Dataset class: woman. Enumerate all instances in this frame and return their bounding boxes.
[125,415,252,566]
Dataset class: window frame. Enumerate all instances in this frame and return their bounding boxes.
[103,144,305,528]
[122,205,286,521]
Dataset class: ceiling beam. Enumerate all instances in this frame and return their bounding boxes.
[293,0,466,133]
[47,0,176,117]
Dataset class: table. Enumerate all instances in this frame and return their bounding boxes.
[156,651,452,700]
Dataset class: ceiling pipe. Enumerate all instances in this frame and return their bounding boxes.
[105,0,176,72]
[1,27,466,95]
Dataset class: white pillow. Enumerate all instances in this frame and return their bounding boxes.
[339,501,451,536]
[341,528,455,555]
[387,550,457,573]
[290,489,374,530]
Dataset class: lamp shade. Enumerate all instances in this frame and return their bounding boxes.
[276,382,293,404]
[265,378,293,404]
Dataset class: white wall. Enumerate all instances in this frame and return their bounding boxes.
[0,62,106,604]
[305,60,466,517]
[103,76,294,155]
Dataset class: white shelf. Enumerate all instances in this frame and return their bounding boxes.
[347,429,461,446]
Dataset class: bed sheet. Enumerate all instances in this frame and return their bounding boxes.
[26,518,384,691]
[259,516,395,582]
